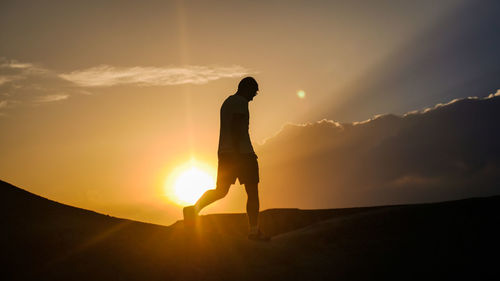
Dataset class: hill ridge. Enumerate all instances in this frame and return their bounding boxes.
[2,180,500,280]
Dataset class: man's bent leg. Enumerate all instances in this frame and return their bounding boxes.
[244,183,259,227]
[193,182,231,214]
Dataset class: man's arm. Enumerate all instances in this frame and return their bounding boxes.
[230,113,246,154]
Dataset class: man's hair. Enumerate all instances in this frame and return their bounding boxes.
[238,77,258,92]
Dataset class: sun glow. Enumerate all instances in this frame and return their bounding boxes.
[165,160,215,205]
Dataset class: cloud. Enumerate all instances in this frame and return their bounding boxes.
[0,58,77,111]
[397,90,499,117]
[0,76,20,86]
[59,65,250,87]
[7,62,36,69]
[0,58,251,113]
[260,119,344,146]
[0,59,45,87]
[0,58,48,76]
[487,89,500,98]
[258,93,500,209]
[36,94,69,103]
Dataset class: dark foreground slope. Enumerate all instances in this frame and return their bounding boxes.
[2,180,499,281]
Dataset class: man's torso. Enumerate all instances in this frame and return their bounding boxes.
[217,94,255,155]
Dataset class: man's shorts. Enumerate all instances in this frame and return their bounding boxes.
[216,153,259,186]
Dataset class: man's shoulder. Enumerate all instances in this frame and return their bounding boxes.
[222,94,247,111]
[224,94,246,103]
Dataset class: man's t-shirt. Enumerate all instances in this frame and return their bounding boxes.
[218,94,255,155]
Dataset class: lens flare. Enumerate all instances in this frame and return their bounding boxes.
[297,90,306,99]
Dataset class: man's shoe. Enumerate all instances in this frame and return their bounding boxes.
[183,206,197,226]
[248,229,271,241]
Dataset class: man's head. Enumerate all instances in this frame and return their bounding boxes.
[237,77,259,101]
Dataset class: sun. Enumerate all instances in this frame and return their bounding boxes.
[165,160,215,206]
[174,167,213,204]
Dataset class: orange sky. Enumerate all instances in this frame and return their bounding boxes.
[3,0,499,225]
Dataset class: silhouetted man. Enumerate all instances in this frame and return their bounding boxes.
[183,77,269,241]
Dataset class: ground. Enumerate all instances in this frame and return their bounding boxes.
[1,179,499,281]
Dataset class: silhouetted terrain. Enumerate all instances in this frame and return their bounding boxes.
[2,179,499,280]
[259,94,500,209]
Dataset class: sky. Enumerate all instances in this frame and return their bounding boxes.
[1,0,499,225]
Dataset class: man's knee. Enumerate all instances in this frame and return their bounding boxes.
[214,183,230,198]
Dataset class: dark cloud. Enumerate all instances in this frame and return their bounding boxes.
[257,93,500,209]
